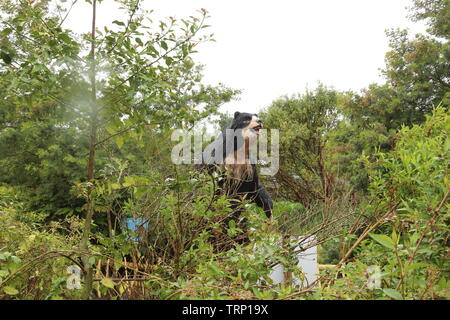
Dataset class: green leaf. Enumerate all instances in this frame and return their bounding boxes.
[123,176,135,187]
[0,270,9,277]
[383,288,403,300]
[208,263,222,275]
[1,51,12,65]
[112,20,125,26]
[405,262,429,272]
[111,183,121,190]
[0,252,11,261]
[3,286,19,295]
[1,28,12,36]
[369,233,395,249]
[115,135,124,148]
[105,124,116,135]
[59,33,72,43]
[101,277,116,289]
[135,37,143,46]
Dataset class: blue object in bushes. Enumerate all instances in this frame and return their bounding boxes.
[121,217,148,242]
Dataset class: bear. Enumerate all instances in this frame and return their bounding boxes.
[199,111,273,222]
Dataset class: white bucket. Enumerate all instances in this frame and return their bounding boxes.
[267,235,318,287]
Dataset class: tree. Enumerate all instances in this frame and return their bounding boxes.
[0,0,236,298]
[261,85,339,205]
[375,0,450,127]
[382,29,449,124]
[409,0,450,38]
[322,107,450,299]
[328,0,449,192]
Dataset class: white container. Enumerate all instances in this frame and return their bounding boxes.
[267,235,318,287]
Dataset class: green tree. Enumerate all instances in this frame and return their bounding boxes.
[321,107,449,300]
[376,0,450,127]
[409,0,449,38]
[261,84,339,205]
[0,0,236,298]
[382,29,449,124]
[327,0,449,192]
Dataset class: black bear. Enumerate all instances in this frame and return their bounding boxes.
[200,111,273,220]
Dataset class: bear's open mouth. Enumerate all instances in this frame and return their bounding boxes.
[251,125,262,134]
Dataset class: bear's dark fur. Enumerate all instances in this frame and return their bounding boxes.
[200,111,273,219]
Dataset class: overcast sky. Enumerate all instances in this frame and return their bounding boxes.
[65,0,426,115]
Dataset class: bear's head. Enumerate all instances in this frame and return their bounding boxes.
[229,111,263,136]
[200,111,263,168]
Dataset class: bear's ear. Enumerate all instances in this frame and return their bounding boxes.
[234,111,241,119]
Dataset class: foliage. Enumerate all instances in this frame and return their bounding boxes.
[0,0,448,300]
[261,84,340,204]
[318,107,449,300]
[409,0,450,38]
[325,0,449,193]
[0,185,84,300]
[382,29,449,124]
[0,0,237,218]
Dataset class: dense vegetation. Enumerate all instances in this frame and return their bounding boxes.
[0,0,448,300]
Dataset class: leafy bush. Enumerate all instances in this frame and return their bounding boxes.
[0,185,84,299]
[318,107,449,300]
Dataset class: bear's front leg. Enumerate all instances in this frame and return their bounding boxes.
[254,185,273,218]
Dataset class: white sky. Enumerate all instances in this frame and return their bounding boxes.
[64,0,427,115]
